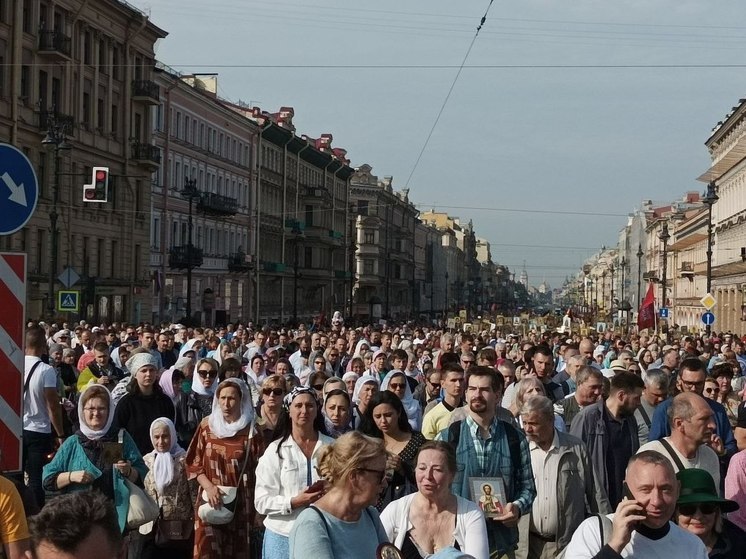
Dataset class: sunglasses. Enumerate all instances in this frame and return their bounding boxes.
[704,387,720,394]
[262,388,284,397]
[389,383,406,390]
[198,369,218,379]
[314,362,325,366]
[429,382,441,389]
[679,503,718,516]
[312,384,325,390]
[358,467,387,484]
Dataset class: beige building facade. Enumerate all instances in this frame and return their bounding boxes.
[0,0,165,321]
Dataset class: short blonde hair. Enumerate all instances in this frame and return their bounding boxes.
[262,375,288,393]
[316,431,384,487]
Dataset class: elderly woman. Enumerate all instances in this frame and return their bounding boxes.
[342,371,359,399]
[257,375,288,445]
[381,441,488,559]
[289,431,389,558]
[369,350,388,382]
[676,468,746,558]
[351,375,379,430]
[361,391,426,510]
[114,353,176,456]
[142,418,192,559]
[509,377,565,432]
[254,387,334,558]
[186,378,264,558]
[381,370,422,431]
[42,384,147,533]
[323,389,352,438]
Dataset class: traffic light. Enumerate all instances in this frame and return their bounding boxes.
[83,166,109,203]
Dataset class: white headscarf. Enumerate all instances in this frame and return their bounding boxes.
[352,374,380,404]
[77,384,116,440]
[191,358,218,397]
[208,378,255,439]
[380,370,421,431]
[148,417,186,495]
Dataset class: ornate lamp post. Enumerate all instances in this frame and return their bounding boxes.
[41,114,72,319]
[609,263,616,319]
[602,270,608,315]
[636,243,644,308]
[659,222,671,318]
[702,182,718,336]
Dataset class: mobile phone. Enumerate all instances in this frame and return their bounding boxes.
[622,482,634,500]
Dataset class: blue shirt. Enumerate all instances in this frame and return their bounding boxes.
[648,396,736,455]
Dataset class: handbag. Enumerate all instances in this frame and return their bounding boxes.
[125,477,160,530]
[197,433,252,525]
[154,466,193,547]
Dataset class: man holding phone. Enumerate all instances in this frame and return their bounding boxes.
[563,451,708,558]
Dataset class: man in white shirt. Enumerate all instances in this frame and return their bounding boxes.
[564,451,708,558]
[23,326,64,508]
[638,392,721,488]
[521,396,609,559]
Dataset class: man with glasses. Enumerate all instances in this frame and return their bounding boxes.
[639,392,721,488]
[648,358,736,456]
[414,369,441,411]
[460,351,476,372]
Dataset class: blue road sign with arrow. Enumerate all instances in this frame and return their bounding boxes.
[0,144,39,235]
[702,312,715,326]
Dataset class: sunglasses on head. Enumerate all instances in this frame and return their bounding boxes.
[679,503,718,516]
[262,388,283,396]
[198,369,217,379]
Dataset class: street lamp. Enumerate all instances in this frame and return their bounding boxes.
[291,223,304,324]
[602,270,607,314]
[609,263,616,319]
[702,181,718,336]
[636,243,643,309]
[620,256,627,307]
[659,222,671,317]
[582,264,591,313]
[182,177,200,322]
[41,114,72,319]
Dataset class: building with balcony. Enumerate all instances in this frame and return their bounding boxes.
[0,0,167,321]
[350,165,418,321]
[150,69,257,325]
[698,97,746,334]
[668,207,708,333]
[237,107,353,324]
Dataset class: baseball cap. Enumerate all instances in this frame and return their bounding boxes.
[736,402,746,430]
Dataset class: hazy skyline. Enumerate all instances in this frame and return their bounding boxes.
[137,0,746,288]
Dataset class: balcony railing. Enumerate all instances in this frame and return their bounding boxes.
[228,253,253,273]
[198,192,237,216]
[680,261,694,272]
[38,30,72,58]
[168,245,203,270]
[131,142,161,166]
[131,80,160,104]
[38,111,74,134]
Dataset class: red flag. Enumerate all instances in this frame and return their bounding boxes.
[637,282,656,330]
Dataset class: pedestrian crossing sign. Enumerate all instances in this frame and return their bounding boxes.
[57,290,80,312]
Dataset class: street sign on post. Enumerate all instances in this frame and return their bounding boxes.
[700,293,716,310]
[0,252,26,472]
[701,312,715,326]
[0,144,39,235]
[58,267,80,289]
[57,290,80,312]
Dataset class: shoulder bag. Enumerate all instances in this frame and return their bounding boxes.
[154,463,193,547]
[120,430,160,530]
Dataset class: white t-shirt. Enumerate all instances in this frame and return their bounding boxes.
[564,514,708,558]
[23,356,58,434]
[637,438,721,491]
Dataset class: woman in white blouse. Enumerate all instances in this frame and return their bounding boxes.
[254,386,334,558]
[380,440,488,559]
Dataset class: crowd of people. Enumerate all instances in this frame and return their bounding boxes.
[4,316,746,559]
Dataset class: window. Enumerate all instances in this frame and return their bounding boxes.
[38,70,48,109]
[83,31,92,65]
[134,245,141,281]
[175,111,181,138]
[97,97,104,130]
[38,151,46,199]
[97,239,103,276]
[51,77,60,110]
[111,103,118,134]
[82,92,91,127]
[98,38,106,72]
[36,229,45,274]
[357,200,368,216]
[364,230,374,244]
[305,247,313,269]
[305,205,313,227]
[110,240,117,277]
[20,65,30,99]
[363,259,374,275]
[22,2,31,33]
[112,45,120,80]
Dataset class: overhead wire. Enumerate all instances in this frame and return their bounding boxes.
[404,0,496,189]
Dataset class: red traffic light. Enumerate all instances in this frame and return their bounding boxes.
[96,170,107,181]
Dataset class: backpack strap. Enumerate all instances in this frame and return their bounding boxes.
[658,438,686,472]
[23,361,43,394]
[637,405,651,428]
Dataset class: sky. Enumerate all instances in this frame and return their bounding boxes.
[135,0,746,288]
